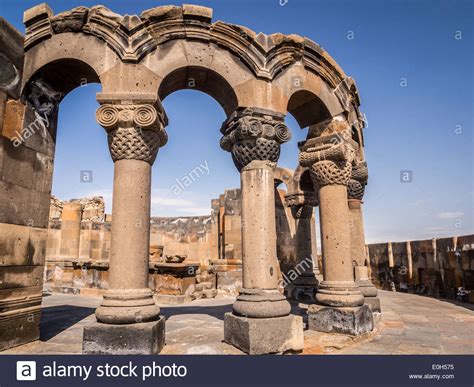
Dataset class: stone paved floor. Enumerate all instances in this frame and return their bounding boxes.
[2,291,473,355]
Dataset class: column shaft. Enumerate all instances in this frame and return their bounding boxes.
[348,199,367,267]
[317,185,362,307]
[59,202,82,260]
[108,159,151,290]
[241,162,278,290]
[232,161,291,318]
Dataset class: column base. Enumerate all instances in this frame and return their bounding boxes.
[232,288,291,318]
[308,304,373,336]
[364,296,381,313]
[285,272,318,301]
[316,281,365,307]
[95,288,161,324]
[224,312,304,354]
[82,317,165,354]
[286,284,317,302]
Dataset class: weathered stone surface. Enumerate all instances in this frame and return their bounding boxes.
[0,182,50,228]
[23,3,53,25]
[4,1,369,354]
[308,304,374,336]
[82,317,165,354]
[224,313,303,354]
[0,265,43,290]
[51,7,88,34]
[0,18,23,99]
[0,309,41,351]
[2,100,25,140]
[365,297,381,313]
[154,294,191,305]
[0,223,47,266]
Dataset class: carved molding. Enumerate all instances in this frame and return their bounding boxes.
[96,103,167,164]
[22,4,361,112]
[299,130,357,188]
[347,161,368,200]
[220,107,291,171]
[284,191,318,209]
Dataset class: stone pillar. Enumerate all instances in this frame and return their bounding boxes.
[59,202,82,260]
[284,191,319,301]
[220,107,303,354]
[388,241,394,268]
[347,161,380,313]
[83,98,168,354]
[406,241,413,282]
[58,201,82,286]
[299,123,373,336]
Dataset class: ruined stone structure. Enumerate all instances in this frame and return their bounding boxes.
[0,3,374,354]
[367,235,474,303]
[43,177,320,303]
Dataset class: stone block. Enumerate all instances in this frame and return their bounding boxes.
[82,317,166,354]
[202,289,217,298]
[0,265,44,290]
[23,3,53,25]
[0,223,47,266]
[20,105,55,157]
[0,307,41,351]
[216,271,241,294]
[1,140,37,190]
[224,313,304,354]
[308,304,374,336]
[0,285,42,302]
[0,181,50,228]
[32,152,53,193]
[154,294,191,305]
[182,4,212,21]
[0,91,7,129]
[1,100,25,140]
[0,19,23,99]
[364,297,381,313]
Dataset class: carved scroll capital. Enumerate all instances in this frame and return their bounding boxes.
[220,107,291,171]
[96,103,168,164]
[284,191,318,209]
[299,131,356,187]
[347,161,368,200]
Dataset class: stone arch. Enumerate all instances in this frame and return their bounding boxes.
[20,56,104,148]
[157,66,238,116]
[21,3,364,124]
[1,2,372,354]
[286,90,332,129]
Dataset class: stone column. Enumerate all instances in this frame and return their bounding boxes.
[83,98,168,354]
[299,123,373,336]
[58,201,82,286]
[220,107,303,354]
[284,191,319,301]
[59,202,82,260]
[348,161,380,313]
[406,240,413,282]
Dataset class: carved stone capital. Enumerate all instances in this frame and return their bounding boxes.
[284,191,318,209]
[299,131,356,187]
[220,107,291,171]
[290,204,313,219]
[347,161,368,200]
[96,103,167,164]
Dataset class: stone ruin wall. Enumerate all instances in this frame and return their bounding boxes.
[43,187,303,299]
[367,235,474,302]
[0,18,53,350]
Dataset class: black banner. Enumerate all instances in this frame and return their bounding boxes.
[1,355,472,387]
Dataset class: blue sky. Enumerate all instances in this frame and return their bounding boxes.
[1,0,472,243]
